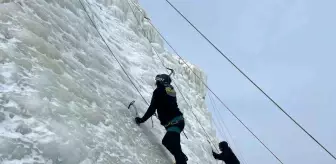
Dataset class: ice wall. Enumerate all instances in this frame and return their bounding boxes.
[0,0,218,163]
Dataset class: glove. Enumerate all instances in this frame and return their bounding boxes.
[212,151,218,159]
[135,117,143,125]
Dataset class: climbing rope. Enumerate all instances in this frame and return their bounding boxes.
[126,1,284,163]
[209,94,248,164]
[163,0,336,161]
[79,1,223,163]
[78,0,155,127]
[125,0,221,154]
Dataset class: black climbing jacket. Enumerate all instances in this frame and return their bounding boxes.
[141,84,183,126]
[213,146,240,164]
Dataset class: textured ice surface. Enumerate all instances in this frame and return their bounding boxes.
[0,0,218,163]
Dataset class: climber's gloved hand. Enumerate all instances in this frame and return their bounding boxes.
[135,117,143,125]
[212,151,219,159]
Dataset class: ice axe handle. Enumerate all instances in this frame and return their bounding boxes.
[128,100,138,116]
[166,68,174,76]
[128,100,135,109]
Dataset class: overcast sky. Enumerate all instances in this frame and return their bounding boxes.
[138,0,336,163]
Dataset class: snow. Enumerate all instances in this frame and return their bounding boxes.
[0,0,219,163]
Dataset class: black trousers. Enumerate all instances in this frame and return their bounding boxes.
[162,121,187,164]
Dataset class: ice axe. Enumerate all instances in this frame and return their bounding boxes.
[166,67,175,77]
[165,68,190,140]
[128,100,154,127]
[128,100,138,117]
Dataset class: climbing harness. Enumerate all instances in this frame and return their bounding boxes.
[164,116,184,128]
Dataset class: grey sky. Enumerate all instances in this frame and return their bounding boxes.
[138,0,336,164]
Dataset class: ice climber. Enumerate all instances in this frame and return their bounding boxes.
[135,74,188,164]
[212,141,240,164]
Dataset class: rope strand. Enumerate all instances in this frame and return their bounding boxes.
[163,0,336,160]
[126,0,217,147]
[79,0,154,127]
[126,1,284,163]
[209,94,248,164]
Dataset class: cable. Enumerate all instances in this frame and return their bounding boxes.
[127,1,285,163]
[145,21,215,146]
[209,97,228,142]
[78,0,154,126]
[80,1,217,163]
[153,36,227,164]
[126,1,283,163]
[126,3,228,164]
[135,5,217,152]
[209,94,248,164]
[127,2,225,163]
[163,0,336,160]
[209,95,230,143]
